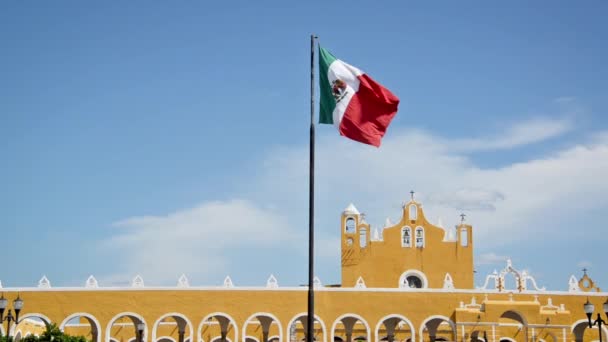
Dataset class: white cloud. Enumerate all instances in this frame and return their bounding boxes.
[577,260,592,269]
[101,199,296,284]
[477,252,509,265]
[447,117,573,152]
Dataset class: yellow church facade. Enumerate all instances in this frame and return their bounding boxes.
[0,199,605,342]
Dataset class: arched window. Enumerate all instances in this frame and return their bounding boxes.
[401,227,412,247]
[409,204,417,220]
[460,228,468,247]
[360,228,367,248]
[345,217,355,233]
[415,227,424,247]
[399,270,428,288]
[405,275,423,288]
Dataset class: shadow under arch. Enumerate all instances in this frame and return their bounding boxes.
[419,315,456,342]
[286,312,327,342]
[572,319,608,342]
[9,313,52,337]
[59,312,102,342]
[242,312,283,342]
[105,312,148,342]
[152,312,194,342]
[498,310,528,342]
[374,314,415,342]
[330,313,371,342]
[198,312,239,342]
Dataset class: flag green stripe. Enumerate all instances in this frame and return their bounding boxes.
[319,46,337,124]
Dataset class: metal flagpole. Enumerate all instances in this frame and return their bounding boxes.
[307,33,317,342]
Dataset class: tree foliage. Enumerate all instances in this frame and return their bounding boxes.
[0,323,89,342]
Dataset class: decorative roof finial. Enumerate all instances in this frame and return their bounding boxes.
[583,268,588,276]
[410,190,415,200]
[460,213,466,223]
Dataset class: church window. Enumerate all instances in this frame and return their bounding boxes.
[415,227,424,247]
[460,228,468,247]
[401,227,411,247]
[345,217,355,233]
[409,204,417,220]
[360,228,367,248]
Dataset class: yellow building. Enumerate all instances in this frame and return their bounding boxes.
[0,198,605,342]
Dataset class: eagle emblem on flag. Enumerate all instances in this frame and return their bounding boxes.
[331,79,348,103]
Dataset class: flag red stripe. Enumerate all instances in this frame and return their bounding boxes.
[338,74,400,147]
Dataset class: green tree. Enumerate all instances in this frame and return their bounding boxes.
[0,323,88,342]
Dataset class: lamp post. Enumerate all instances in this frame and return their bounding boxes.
[136,322,145,342]
[0,293,24,341]
[583,298,608,342]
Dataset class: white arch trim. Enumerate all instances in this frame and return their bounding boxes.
[286,312,327,342]
[374,314,415,342]
[9,313,52,336]
[418,315,456,342]
[571,319,608,337]
[0,324,4,336]
[244,337,260,342]
[197,312,239,342]
[152,312,194,342]
[59,312,102,342]
[105,312,148,342]
[242,312,283,342]
[398,269,428,289]
[498,338,516,342]
[330,313,371,342]
[268,335,280,342]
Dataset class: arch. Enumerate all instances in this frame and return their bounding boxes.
[242,312,283,342]
[499,338,516,342]
[59,312,102,342]
[330,313,371,342]
[268,336,280,342]
[345,218,356,233]
[245,338,260,342]
[106,312,148,342]
[9,313,52,336]
[409,204,417,220]
[198,312,239,342]
[499,310,527,326]
[399,269,428,289]
[14,330,22,342]
[572,319,608,342]
[286,313,327,342]
[401,227,412,247]
[418,315,456,342]
[414,227,424,247]
[374,314,415,342]
[152,312,194,342]
[359,228,367,248]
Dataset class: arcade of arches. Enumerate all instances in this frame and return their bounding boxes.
[1,199,605,342]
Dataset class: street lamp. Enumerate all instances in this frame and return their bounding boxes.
[583,298,608,342]
[0,293,24,340]
[136,322,145,342]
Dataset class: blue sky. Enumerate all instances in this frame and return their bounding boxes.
[1,1,607,290]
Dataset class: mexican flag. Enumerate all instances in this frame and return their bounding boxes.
[319,46,400,147]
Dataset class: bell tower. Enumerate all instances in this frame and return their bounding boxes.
[341,203,370,268]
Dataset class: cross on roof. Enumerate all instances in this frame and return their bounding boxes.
[583,268,588,275]
[410,190,415,200]
[460,213,466,222]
